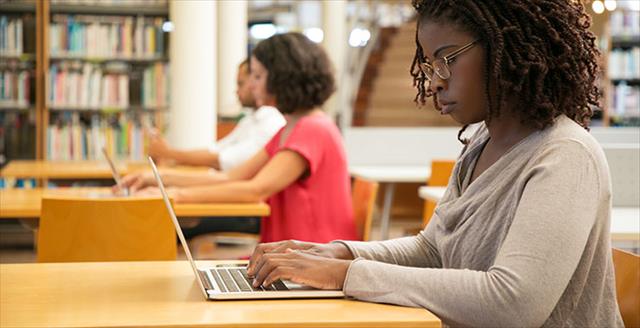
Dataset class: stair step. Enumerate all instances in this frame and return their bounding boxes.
[360,21,449,127]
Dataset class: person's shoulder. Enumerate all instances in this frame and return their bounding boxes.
[299,113,337,131]
[286,114,336,143]
[544,115,602,154]
[536,115,608,171]
[254,106,285,121]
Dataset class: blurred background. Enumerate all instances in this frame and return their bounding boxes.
[0,0,638,261]
[0,0,638,166]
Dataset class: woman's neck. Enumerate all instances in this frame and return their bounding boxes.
[286,108,322,123]
[484,115,537,150]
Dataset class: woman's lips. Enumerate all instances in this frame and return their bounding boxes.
[440,102,456,115]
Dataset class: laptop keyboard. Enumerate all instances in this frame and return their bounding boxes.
[209,267,289,293]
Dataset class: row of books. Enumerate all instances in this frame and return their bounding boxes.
[49,62,129,109]
[0,111,36,167]
[611,83,640,118]
[608,48,640,80]
[47,61,169,109]
[610,10,640,39]
[50,15,166,59]
[0,70,31,107]
[142,62,169,108]
[47,112,153,161]
[0,16,23,56]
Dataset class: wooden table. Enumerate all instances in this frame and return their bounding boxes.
[350,165,431,240]
[418,186,640,243]
[0,160,209,181]
[0,261,441,328]
[0,188,269,218]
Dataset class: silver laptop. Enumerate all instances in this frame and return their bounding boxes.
[148,156,345,300]
[102,147,129,196]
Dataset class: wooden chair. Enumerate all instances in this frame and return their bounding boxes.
[612,248,640,328]
[190,177,380,258]
[422,159,455,228]
[37,197,177,262]
[352,177,379,241]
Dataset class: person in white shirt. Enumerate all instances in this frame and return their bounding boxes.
[148,59,285,170]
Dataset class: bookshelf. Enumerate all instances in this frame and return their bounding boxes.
[43,0,170,161]
[0,0,38,168]
[605,9,640,127]
[0,0,170,167]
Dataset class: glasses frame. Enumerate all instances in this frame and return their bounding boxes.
[420,40,479,82]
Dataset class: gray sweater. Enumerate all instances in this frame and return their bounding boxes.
[339,115,623,327]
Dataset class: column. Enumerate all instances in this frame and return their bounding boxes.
[322,0,347,119]
[217,0,248,117]
[168,0,216,149]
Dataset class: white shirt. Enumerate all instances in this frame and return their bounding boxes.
[209,106,286,171]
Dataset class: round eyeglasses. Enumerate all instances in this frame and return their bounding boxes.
[419,40,478,82]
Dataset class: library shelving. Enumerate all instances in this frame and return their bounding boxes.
[0,1,37,168]
[0,0,171,166]
[44,0,170,161]
[605,9,640,127]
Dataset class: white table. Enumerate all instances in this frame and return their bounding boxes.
[610,207,640,242]
[418,186,640,243]
[419,186,446,203]
[350,166,431,240]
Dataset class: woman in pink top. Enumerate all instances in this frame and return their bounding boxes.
[261,112,354,243]
[123,32,357,243]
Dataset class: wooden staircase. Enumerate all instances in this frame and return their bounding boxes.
[359,22,459,127]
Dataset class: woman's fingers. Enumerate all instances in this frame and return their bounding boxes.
[262,265,296,287]
[248,242,284,275]
[247,240,311,275]
[256,251,352,290]
[130,176,147,192]
[252,253,295,287]
[120,173,138,188]
[134,187,159,196]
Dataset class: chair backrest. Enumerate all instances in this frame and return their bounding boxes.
[428,159,456,186]
[352,177,379,241]
[612,248,640,328]
[422,159,455,228]
[38,197,177,262]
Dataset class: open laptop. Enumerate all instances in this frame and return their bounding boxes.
[148,156,345,300]
[102,147,129,196]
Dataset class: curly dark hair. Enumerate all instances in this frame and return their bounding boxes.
[410,0,600,139]
[252,32,335,114]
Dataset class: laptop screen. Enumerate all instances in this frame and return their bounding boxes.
[102,147,129,196]
[148,156,209,298]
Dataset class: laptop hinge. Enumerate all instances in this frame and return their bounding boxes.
[197,269,213,290]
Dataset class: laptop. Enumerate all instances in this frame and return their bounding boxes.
[148,156,345,300]
[102,147,129,196]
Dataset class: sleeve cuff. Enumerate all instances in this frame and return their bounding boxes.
[331,240,360,258]
[342,257,366,293]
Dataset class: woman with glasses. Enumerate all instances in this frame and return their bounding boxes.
[247,1,622,326]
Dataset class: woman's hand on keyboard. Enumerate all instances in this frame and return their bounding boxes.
[249,248,352,290]
[119,171,156,193]
[247,240,353,276]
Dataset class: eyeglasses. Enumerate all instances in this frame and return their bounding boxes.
[419,40,478,82]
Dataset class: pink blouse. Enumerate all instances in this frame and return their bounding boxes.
[261,113,357,243]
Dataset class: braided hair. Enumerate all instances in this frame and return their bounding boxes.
[410,0,600,143]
